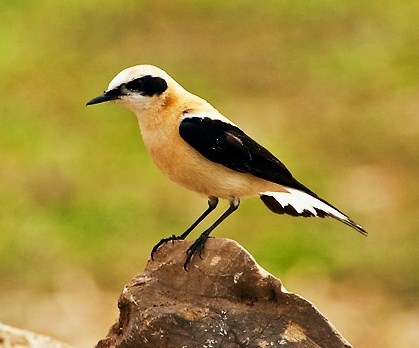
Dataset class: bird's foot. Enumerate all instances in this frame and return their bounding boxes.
[183,233,211,271]
[151,234,185,260]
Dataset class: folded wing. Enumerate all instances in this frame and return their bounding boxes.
[179,115,366,235]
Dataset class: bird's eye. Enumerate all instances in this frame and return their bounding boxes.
[125,78,144,92]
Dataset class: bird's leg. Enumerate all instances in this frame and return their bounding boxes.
[151,196,219,260]
[184,197,240,270]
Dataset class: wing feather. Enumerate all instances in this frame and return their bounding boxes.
[178,115,367,235]
[179,116,315,195]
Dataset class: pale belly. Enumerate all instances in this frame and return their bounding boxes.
[141,125,281,199]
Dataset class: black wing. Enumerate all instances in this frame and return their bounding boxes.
[179,116,316,196]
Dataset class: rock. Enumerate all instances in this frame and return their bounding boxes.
[96,238,352,348]
[0,322,74,348]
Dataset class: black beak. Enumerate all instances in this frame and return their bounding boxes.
[86,90,120,106]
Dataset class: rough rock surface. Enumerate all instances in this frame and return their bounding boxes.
[0,322,74,348]
[96,238,352,348]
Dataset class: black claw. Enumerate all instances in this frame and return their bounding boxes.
[151,234,183,260]
[183,233,210,270]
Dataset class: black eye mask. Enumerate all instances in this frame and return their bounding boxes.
[125,75,168,96]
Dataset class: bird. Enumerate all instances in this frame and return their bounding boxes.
[86,64,367,270]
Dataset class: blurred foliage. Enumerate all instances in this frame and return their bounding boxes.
[0,0,418,346]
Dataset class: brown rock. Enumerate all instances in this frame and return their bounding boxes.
[96,238,352,348]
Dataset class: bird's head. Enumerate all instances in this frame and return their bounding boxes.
[86,65,176,113]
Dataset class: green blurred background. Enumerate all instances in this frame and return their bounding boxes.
[1,1,418,347]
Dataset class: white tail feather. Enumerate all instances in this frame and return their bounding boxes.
[260,187,367,234]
